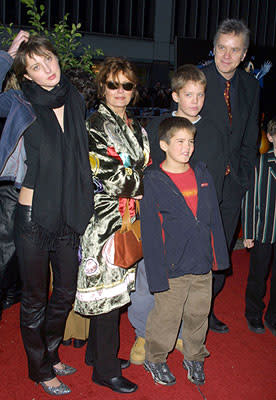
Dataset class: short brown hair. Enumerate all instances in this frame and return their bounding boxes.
[267,117,276,137]
[171,64,206,94]
[158,116,196,144]
[214,19,250,50]
[96,57,139,103]
[13,35,58,82]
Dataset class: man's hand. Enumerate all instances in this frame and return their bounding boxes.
[8,30,30,59]
[243,239,254,248]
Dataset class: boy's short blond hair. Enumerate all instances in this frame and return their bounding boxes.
[158,116,196,144]
[171,64,207,94]
[267,117,276,137]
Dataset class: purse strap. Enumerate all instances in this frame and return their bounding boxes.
[120,199,140,233]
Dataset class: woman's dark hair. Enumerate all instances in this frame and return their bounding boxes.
[96,57,139,104]
[13,35,58,83]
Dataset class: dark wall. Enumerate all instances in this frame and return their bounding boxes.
[173,0,276,48]
[176,38,212,66]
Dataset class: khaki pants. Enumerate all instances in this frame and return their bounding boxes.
[145,271,212,363]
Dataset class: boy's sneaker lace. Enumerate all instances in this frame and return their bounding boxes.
[144,360,176,385]
[183,359,205,385]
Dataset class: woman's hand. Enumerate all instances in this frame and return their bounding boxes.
[8,30,30,59]
[243,239,254,248]
[133,195,143,200]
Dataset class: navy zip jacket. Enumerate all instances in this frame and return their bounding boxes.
[140,161,229,293]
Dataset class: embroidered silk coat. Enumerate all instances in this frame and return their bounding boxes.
[75,103,150,316]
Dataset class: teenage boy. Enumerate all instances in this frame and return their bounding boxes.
[242,117,276,336]
[128,65,226,365]
[140,117,229,386]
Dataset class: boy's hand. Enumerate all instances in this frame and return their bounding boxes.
[243,239,254,248]
[8,30,29,59]
[133,195,143,200]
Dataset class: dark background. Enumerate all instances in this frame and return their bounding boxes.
[1,0,276,118]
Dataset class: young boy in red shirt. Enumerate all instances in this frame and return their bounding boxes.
[140,117,229,386]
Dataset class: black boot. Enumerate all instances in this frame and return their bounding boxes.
[73,339,87,348]
[92,372,137,393]
[209,312,229,333]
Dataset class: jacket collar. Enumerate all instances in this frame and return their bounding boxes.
[146,161,208,219]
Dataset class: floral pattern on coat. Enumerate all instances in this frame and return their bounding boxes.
[74,103,150,316]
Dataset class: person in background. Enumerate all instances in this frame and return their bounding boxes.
[0,182,21,320]
[140,117,229,386]
[0,69,24,321]
[74,57,150,394]
[242,117,276,336]
[2,31,93,396]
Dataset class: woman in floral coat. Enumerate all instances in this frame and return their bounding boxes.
[75,57,150,394]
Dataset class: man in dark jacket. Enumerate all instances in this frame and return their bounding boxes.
[200,19,260,332]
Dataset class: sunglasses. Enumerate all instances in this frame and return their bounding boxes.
[106,81,135,91]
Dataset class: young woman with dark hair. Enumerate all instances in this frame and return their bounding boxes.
[1,30,93,396]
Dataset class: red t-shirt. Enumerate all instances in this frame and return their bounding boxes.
[162,164,198,217]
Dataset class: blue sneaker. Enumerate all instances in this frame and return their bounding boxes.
[144,360,176,385]
[183,359,205,385]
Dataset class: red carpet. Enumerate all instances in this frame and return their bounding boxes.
[0,249,275,400]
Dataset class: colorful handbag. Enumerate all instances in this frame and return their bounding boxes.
[114,199,143,268]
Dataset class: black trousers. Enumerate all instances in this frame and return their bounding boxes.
[0,183,20,291]
[245,241,276,323]
[212,174,243,303]
[86,308,122,378]
[14,204,79,382]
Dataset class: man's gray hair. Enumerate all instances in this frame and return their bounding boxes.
[214,19,250,50]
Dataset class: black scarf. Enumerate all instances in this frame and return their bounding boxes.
[22,75,94,243]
